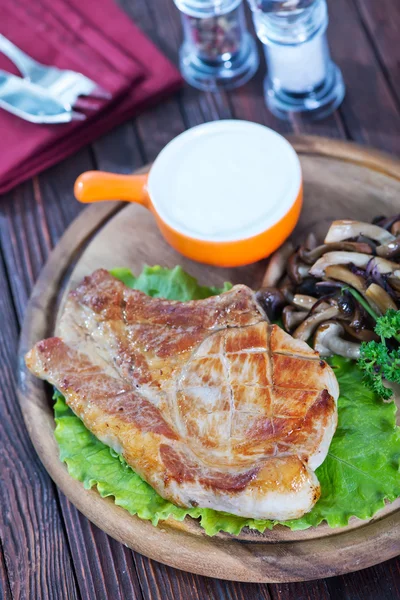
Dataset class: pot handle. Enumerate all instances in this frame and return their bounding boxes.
[74,171,149,206]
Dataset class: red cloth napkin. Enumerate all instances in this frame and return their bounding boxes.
[0,0,182,193]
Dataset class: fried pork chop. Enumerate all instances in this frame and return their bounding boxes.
[26,269,339,521]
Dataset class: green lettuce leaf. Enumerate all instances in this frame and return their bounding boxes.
[284,356,400,530]
[110,265,231,300]
[53,266,400,536]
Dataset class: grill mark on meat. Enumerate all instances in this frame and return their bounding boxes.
[274,351,321,361]
[221,332,234,441]
[160,444,260,491]
[225,322,267,353]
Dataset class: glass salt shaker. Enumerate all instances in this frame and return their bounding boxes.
[247,0,345,120]
[174,0,259,91]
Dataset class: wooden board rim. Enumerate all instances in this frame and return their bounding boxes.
[17,135,400,582]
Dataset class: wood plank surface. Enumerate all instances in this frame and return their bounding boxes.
[329,0,400,153]
[0,543,12,600]
[60,498,144,600]
[352,0,400,107]
[133,557,273,600]
[0,250,79,600]
[0,0,400,596]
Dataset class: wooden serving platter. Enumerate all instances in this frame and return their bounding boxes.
[18,136,400,582]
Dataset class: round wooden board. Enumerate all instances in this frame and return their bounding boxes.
[18,136,400,582]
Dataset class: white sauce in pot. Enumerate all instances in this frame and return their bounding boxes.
[148,120,302,243]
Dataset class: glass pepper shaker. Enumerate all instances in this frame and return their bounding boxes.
[247,0,345,120]
[174,0,259,91]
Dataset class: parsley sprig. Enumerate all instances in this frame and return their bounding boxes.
[358,309,400,400]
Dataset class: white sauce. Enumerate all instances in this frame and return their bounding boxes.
[148,120,301,242]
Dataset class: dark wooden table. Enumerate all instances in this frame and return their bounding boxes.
[1,0,400,598]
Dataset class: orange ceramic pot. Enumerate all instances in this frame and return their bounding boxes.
[74,121,302,267]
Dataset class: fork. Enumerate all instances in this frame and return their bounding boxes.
[0,70,85,123]
[0,33,111,110]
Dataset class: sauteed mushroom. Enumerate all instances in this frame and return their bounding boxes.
[367,256,400,276]
[261,241,294,287]
[388,276,400,292]
[342,323,378,342]
[282,306,308,331]
[304,232,318,251]
[315,280,343,296]
[325,220,395,245]
[256,287,286,321]
[374,213,400,232]
[278,276,295,303]
[376,236,400,259]
[310,252,372,277]
[300,242,372,264]
[293,305,340,341]
[324,265,366,293]
[291,294,318,311]
[365,284,397,314]
[258,214,400,357]
[314,322,361,359]
[349,301,375,332]
[337,291,356,318]
[391,220,400,236]
[287,251,310,284]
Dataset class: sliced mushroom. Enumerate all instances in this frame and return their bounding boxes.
[292,305,340,341]
[324,265,366,293]
[364,265,399,301]
[365,283,397,313]
[261,241,294,287]
[256,287,285,322]
[282,306,308,332]
[291,294,318,311]
[349,301,377,331]
[324,220,395,245]
[309,252,371,277]
[376,236,400,259]
[372,215,386,226]
[296,277,318,296]
[287,251,310,284]
[315,280,343,295]
[299,241,372,264]
[342,322,378,342]
[337,292,356,319]
[367,256,400,277]
[388,276,400,292]
[374,214,400,232]
[278,275,295,303]
[304,232,318,251]
[312,255,400,279]
[314,322,361,359]
[309,297,332,313]
[354,234,378,252]
[391,220,400,236]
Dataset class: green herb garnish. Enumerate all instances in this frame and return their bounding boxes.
[358,308,400,400]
